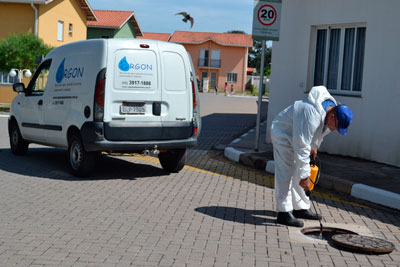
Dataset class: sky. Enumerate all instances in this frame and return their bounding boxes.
[88,0,255,34]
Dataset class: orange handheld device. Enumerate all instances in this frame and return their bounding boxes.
[309,164,319,191]
[309,156,320,191]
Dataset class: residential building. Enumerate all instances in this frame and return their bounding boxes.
[87,10,143,39]
[169,31,253,93]
[0,0,96,46]
[137,32,171,42]
[0,0,97,103]
[266,0,400,167]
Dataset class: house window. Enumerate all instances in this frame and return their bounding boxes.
[0,72,17,85]
[57,21,64,41]
[199,49,209,67]
[211,50,221,68]
[312,24,366,95]
[227,72,237,83]
[68,23,73,37]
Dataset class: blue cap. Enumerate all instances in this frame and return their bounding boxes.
[336,105,353,135]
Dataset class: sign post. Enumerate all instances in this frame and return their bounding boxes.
[252,0,281,151]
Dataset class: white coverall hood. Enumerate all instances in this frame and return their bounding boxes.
[270,86,336,212]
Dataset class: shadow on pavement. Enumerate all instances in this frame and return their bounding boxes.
[0,148,168,181]
[195,112,266,151]
[195,206,278,226]
[188,151,400,229]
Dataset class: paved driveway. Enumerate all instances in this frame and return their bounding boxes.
[0,93,399,266]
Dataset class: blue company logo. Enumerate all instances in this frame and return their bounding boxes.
[56,58,66,83]
[118,56,130,71]
[118,56,152,72]
[55,58,84,83]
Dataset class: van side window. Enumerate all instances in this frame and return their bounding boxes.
[33,68,50,92]
[27,60,52,95]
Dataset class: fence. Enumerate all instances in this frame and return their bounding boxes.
[246,76,270,93]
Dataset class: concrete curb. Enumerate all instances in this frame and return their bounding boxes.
[224,148,400,210]
[224,147,244,163]
[351,184,400,210]
[265,160,400,209]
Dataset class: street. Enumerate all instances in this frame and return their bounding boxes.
[0,93,399,266]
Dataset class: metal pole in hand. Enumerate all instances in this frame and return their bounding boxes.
[255,40,266,151]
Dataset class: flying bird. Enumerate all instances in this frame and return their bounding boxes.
[175,12,194,28]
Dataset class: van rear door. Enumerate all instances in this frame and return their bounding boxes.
[104,40,162,141]
[159,44,192,139]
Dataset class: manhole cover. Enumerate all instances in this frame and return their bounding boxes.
[332,234,395,254]
[301,226,358,241]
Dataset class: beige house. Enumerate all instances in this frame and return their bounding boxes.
[0,0,97,103]
[170,31,253,93]
[139,31,253,93]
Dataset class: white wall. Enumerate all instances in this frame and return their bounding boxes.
[266,0,400,167]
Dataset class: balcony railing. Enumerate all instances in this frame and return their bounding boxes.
[198,58,208,67]
[198,58,221,68]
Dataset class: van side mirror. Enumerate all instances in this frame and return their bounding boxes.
[13,83,25,93]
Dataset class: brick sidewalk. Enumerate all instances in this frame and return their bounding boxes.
[0,94,399,266]
[0,148,399,266]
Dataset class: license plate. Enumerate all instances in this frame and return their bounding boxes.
[120,102,145,114]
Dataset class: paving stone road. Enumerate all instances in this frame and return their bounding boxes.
[0,93,399,266]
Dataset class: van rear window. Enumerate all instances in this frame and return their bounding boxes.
[114,50,157,90]
[162,52,187,91]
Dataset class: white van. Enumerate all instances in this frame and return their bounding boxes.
[8,39,201,177]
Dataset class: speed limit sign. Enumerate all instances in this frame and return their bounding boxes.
[252,0,282,41]
[258,5,277,26]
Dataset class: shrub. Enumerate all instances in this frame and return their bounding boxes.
[0,33,52,72]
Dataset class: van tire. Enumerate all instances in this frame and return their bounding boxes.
[68,133,94,177]
[158,148,186,173]
[9,121,29,156]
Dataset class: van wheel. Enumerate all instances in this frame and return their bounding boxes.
[68,133,94,177]
[9,121,28,156]
[158,148,186,173]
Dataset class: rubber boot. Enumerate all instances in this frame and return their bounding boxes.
[293,209,322,220]
[276,211,304,227]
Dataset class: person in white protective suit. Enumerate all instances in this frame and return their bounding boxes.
[271,86,353,227]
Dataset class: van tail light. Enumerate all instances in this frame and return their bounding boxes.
[95,79,105,107]
[191,80,197,109]
[94,68,106,122]
[191,79,198,136]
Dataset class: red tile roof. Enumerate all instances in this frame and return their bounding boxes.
[169,31,253,47]
[88,10,132,28]
[137,32,171,42]
[247,67,256,74]
[87,10,142,36]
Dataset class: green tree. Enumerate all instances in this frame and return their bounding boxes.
[0,33,52,73]
[248,40,272,76]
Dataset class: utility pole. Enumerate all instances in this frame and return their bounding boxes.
[252,0,282,151]
[255,40,266,151]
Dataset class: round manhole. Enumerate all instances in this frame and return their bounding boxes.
[301,226,358,241]
[332,234,395,254]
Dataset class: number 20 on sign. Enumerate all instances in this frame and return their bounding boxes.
[258,5,277,26]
